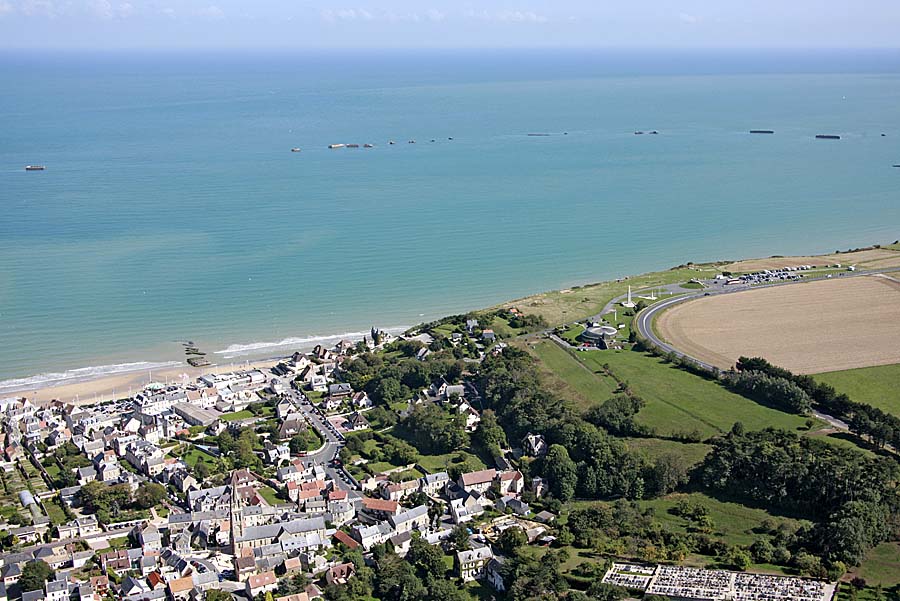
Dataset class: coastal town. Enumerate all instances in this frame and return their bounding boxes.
[0,292,850,601]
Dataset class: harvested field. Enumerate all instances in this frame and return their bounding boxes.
[656,276,900,374]
[723,248,900,273]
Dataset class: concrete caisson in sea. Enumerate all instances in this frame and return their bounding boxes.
[816,134,841,140]
[291,148,301,152]
[750,130,775,134]
[328,143,346,149]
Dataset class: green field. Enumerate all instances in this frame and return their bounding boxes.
[623,437,711,467]
[849,541,900,587]
[637,492,805,549]
[814,363,900,417]
[500,266,720,327]
[220,410,255,422]
[523,340,618,411]
[416,450,486,475]
[574,349,816,439]
[181,447,219,470]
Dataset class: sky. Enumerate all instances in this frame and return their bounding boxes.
[0,0,899,50]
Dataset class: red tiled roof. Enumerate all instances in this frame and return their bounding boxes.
[361,497,399,513]
[248,571,277,589]
[333,530,359,549]
[460,468,497,486]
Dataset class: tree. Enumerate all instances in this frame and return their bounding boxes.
[376,377,403,405]
[543,444,577,501]
[646,453,688,497]
[134,483,166,509]
[193,461,211,480]
[448,524,470,551]
[407,536,446,580]
[473,409,507,453]
[584,394,645,436]
[289,433,309,455]
[206,592,232,601]
[426,578,469,601]
[497,526,527,555]
[725,546,752,571]
[20,560,54,593]
[585,581,627,601]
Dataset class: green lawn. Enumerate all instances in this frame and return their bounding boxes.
[181,447,219,470]
[109,536,130,550]
[813,364,900,417]
[680,281,704,289]
[623,437,711,467]
[575,349,816,439]
[636,492,805,548]
[257,485,283,505]
[500,266,719,327]
[849,541,900,587]
[367,461,403,474]
[490,315,522,339]
[43,498,68,525]
[416,451,486,475]
[523,340,618,411]
[220,410,255,422]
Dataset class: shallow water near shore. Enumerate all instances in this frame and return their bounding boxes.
[2,50,900,388]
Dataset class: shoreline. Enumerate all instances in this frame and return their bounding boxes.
[6,243,898,406]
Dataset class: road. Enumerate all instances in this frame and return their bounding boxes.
[277,376,362,498]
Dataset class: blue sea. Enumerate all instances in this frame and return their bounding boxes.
[2,49,900,390]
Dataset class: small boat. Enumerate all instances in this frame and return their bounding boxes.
[389,140,396,145]
[328,143,346,149]
[291,148,302,152]
[364,143,374,148]
[634,131,644,135]
[816,134,840,140]
[346,144,360,148]
[750,130,775,134]
[25,165,45,171]
[881,133,887,137]
[527,133,550,137]
[430,139,435,142]
[649,131,659,135]
[448,137,453,140]
[893,164,900,168]
[408,140,415,144]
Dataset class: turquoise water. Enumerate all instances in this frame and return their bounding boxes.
[2,50,900,389]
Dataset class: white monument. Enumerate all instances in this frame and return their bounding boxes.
[621,286,636,308]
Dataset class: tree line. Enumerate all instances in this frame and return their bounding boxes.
[697,427,900,567]
[736,356,900,450]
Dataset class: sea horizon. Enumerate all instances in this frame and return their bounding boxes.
[2,48,899,390]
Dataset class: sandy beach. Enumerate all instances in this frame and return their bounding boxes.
[20,358,280,406]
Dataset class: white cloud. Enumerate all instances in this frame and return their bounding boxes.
[0,1,13,17]
[321,7,446,24]
[464,9,548,23]
[21,0,59,17]
[321,8,375,22]
[87,0,133,20]
[679,12,700,24]
[196,4,224,20]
